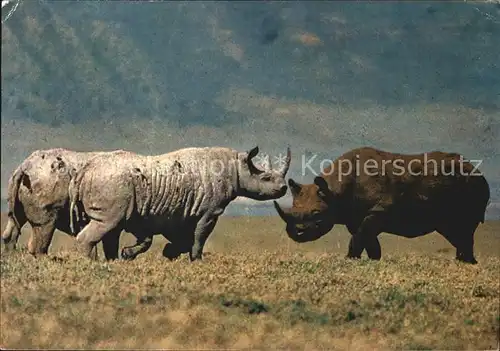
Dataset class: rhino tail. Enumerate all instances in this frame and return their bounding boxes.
[6,165,27,232]
[68,167,82,235]
[479,176,490,224]
[463,170,490,224]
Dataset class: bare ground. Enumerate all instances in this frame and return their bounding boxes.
[1,213,499,350]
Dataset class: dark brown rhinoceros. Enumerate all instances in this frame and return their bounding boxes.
[274,147,490,264]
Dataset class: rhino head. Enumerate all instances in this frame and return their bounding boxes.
[236,146,291,200]
[273,176,336,242]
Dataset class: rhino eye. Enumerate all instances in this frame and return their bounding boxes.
[261,174,272,181]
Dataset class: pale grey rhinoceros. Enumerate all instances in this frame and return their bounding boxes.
[69,146,291,261]
[2,148,124,259]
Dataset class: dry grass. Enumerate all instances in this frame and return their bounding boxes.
[1,215,499,350]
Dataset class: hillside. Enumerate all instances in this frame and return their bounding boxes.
[1,1,499,215]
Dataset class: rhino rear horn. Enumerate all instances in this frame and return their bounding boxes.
[279,147,291,176]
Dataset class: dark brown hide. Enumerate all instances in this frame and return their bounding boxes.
[274,147,490,264]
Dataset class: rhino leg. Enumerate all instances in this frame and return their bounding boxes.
[364,236,382,260]
[347,212,384,260]
[162,241,191,260]
[75,219,121,260]
[2,214,27,251]
[101,229,121,261]
[162,243,182,260]
[190,215,219,261]
[121,235,153,261]
[28,221,56,256]
[438,221,479,264]
[89,246,99,260]
[456,222,479,264]
[346,235,364,259]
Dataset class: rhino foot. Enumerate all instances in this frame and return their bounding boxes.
[121,247,137,261]
[456,253,478,265]
[2,240,17,252]
[162,243,184,261]
[345,253,362,260]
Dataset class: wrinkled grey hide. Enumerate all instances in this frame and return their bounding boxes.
[1,148,124,259]
[69,146,291,261]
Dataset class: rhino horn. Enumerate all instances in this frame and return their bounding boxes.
[279,147,291,176]
[273,200,293,223]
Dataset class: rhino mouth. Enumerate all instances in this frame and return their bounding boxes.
[285,223,328,243]
[275,186,288,197]
[273,201,331,243]
[253,187,288,201]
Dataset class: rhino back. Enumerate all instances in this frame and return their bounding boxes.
[322,147,489,216]
[76,147,239,225]
[145,147,239,219]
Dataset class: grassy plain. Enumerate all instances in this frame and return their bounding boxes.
[1,214,499,350]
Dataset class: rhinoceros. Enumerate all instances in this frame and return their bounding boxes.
[1,148,124,259]
[273,147,490,264]
[69,146,291,261]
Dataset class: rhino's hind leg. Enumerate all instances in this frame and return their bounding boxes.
[28,221,56,256]
[121,235,153,261]
[438,221,479,264]
[101,229,121,261]
[75,220,120,260]
[2,214,27,251]
[454,222,479,264]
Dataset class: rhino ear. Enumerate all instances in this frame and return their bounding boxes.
[247,146,259,160]
[245,146,264,175]
[51,157,66,173]
[314,177,332,201]
[288,178,302,196]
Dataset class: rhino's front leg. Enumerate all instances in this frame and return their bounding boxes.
[162,237,192,260]
[347,212,384,260]
[28,220,56,256]
[346,235,364,259]
[190,214,219,261]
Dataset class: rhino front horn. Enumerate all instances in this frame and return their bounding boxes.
[273,200,291,222]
